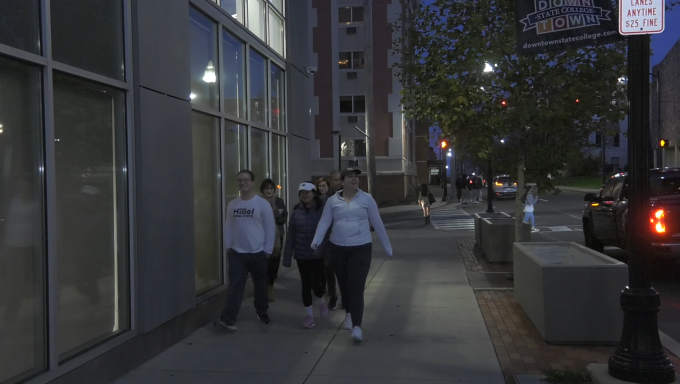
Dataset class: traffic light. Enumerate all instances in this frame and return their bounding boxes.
[660,139,668,148]
[575,98,580,103]
[501,100,507,107]
[441,141,448,149]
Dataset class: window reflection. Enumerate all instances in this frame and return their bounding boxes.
[53,72,129,361]
[250,50,267,124]
[0,0,41,54]
[190,8,219,110]
[223,30,246,119]
[269,12,284,56]
[220,0,244,23]
[251,128,268,182]
[192,113,222,295]
[248,0,266,40]
[224,121,247,203]
[271,64,284,131]
[0,55,46,384]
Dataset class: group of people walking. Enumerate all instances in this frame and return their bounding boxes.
[455,174,484,204]
[214,168,392,343]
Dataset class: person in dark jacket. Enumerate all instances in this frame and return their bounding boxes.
[455,175,463,202]
[260,179,288,302]
[283,182,329,328]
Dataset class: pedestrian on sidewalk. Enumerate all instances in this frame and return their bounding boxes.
[476,175,484,202]
[471,174,480,204]
[460,173,468,204]
[316,177,332,203]
[320,170,343,310]
[311,168,393,342]
[260,178,288,302]
[455,175,463,202]
[215,170,276,332]
[282,182,330,329]
[523,186,539,233]
[417,183,433,224]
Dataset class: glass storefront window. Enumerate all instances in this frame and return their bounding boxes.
[270,0,284,15]
[224,121,247,203]
[222,30,246,119]
[0,56,46,384]
[190,8,219,110]
[249,50,267,124]
[271,134,286,202]
[0,0,41,54]
[270,64,284,131]
[251,128,268,182]
[52,72,129,361]
[192,112,222,295]
[268,11,284,57]
[220,0,244,24]
[247,0,266,41]
[51,0,125,80]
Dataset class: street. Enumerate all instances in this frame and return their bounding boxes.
[380,188,680,347]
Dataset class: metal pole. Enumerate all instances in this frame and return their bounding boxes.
[608,34,675,383]
[486,157,494,213]
[363,0,376,199]
[338,133,342,171]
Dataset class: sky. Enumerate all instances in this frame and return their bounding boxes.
[650,8,680,67]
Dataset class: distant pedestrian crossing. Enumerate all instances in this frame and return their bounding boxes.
[430,207,475,231]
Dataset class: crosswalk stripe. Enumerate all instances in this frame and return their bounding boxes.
[430,207,475,231]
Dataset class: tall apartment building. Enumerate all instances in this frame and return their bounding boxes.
[0,0,311,382]
[309,0,417,201]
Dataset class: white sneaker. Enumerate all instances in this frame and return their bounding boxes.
[351,326,363,342]
[532,228,540,233]
[342,314,353,330]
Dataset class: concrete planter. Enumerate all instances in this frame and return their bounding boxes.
[480,217,531,262]
[474,212,510,248]
[513,242,628,344]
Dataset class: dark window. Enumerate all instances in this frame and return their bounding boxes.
[339,6,363,23]
[613,133,620,147]
[611,178,625,200]
[0,0,40,54]
[353,52,365,69]
[354,139,366,156]
[352,6,364,22]
[339,96,353,113]
[354,96,365,112]
[650,173,680,197]
[600,177,618,200]
[595,134,602,148]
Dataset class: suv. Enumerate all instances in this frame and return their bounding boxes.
[492,176,517,199]
[582,169,680,256]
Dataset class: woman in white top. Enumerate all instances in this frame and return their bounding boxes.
[523,186,539,233]
[312,168,393,342]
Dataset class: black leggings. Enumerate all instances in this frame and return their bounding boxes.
[328,242,372,327]
[296,258,325,307]
[267,235,284,285]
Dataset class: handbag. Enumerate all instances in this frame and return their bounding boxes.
[428,191,436,205]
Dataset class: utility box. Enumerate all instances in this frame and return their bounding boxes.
[513,242,628,344]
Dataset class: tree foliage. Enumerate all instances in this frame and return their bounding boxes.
[393,0,628,191]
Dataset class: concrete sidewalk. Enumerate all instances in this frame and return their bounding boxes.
[116,222,504,384]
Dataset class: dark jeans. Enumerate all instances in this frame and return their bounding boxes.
[296,258,325,307]
[267,235,283,285]
[324,254,337,298]
[220,249,269,324]
[456,188,462,200]
[328,242,372,328]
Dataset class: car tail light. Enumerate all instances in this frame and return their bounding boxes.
[650,209,666,234]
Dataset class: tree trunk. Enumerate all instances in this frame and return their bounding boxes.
[515,157,525,241]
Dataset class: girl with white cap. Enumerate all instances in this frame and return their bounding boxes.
[282,182,329,328]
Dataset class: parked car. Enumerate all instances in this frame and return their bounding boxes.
[582,168,680,257]
[492,176,517,199]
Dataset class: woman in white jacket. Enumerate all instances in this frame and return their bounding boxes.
[312,168,393,342]
[523,186,539,233]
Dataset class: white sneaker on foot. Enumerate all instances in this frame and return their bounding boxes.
[532,228,540,233]
[342,314,353,330]
[351,326,362,342]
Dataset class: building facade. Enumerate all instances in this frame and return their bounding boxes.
[0,0,311,382]
[584,119,629,174]
[308,0,417,201]
[652,38,680,167]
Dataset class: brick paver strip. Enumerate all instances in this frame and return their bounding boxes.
[456,237,680,383]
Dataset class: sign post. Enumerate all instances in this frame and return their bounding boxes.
[607,1,673,382]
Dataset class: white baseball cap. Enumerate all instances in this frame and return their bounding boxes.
[299,182,315,192]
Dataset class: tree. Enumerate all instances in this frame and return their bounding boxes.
[393,0,627,239]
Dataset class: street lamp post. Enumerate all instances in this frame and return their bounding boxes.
[486,156,494,213]
[607,34,675,383]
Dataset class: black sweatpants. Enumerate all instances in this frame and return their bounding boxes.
[296,258,325,307]
[267,235,284,285]
[328,242,372,328]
